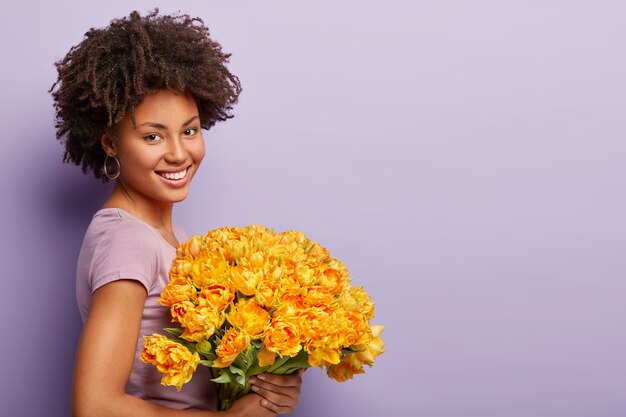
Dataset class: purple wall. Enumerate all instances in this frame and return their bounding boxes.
[2,1,626,416]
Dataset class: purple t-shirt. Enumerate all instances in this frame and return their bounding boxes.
[76,208,216,410]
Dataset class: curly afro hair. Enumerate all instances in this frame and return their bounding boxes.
[50,8,242,182]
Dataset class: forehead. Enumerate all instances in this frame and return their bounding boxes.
[132,90,198,122]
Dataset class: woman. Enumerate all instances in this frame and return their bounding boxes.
[51,9,303,417]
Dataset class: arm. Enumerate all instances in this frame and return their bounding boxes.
[72,279,276,417]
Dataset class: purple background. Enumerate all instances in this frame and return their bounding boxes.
[2,1,626,416]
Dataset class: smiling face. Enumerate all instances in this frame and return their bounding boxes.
[101,89,205,208]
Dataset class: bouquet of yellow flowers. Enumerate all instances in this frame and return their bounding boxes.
[141,225,384,410]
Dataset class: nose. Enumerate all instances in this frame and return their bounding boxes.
[165,137,187,163]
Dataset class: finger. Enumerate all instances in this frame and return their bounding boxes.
[258,395,297,415]
[250,379,300,400]
[252,372,302,388]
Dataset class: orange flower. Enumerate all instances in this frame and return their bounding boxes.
[301,286,338,308]
[213,328,251,368]
[227,299,271,339]
[141,334,200,391]
[326,353,364,382]
[254,276,281,309]
[158,276,197,307]
[355,325,385,365]
[298,306,333,346]
[176,235,203,258]
[229,265,263,296]
[273,295,305,321]
[257,347,277,367]
[294,264,319,286]
[340,285,375,319]
[306,240,331,262]
[264,318,302,358]
[203,256,231,285]
[197,284,235,312]
[171,301,223,342]
[319,262,348,295]
[343,311,372,347]
[307,345,342,367]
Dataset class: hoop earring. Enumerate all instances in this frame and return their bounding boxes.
[104,154,120,180]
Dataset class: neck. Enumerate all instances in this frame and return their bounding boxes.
[101,181,174,233]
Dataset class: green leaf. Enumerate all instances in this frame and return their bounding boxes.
[272,350,310,374]
[164,327,184,338]
[229,365,247,387]
[211,371,234,384]
[265,354,292,373]
[231,345,257,373]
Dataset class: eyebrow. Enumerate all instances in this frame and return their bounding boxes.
[138,115,200,130]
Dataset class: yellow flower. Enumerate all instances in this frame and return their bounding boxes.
[343,311,372,347]
[264,318,302,358]
[203,256,232,286]
[298,306,334,346]
[188,235,202,257]
[355,325,385,365]
[225,238,249,263]
[227,299,271,339]
[277,272,301,297]
[257,347,277,367]
[340,285,375,319]
[272,295,305,321]
[301,286,338,308]
[254,276,281,309]
[158,276,197,307]
[325,325,384,380]
[213,327,251,368]
[247,251,266,268]
[319,262,348,295]
[307,346,342,367]
[306,240,331,262]
[169,258,193,281]
[294,264,319,286]
[229,265,263,296]
[176,235,203,258]
[141,334,200,391]
[170,301,194,324]
[326,353,364,382]
[197,284,235,312]
[171,301,223,342]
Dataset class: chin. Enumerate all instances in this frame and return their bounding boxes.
[169,191,189,203]
[171,196,188,203]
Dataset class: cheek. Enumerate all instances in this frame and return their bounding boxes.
[120,149,161,173]
[191,140,205,164]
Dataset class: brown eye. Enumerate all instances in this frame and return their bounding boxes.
[144,133,161,142]
[184,128,198,137]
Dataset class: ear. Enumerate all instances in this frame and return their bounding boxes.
[100,132,116,157]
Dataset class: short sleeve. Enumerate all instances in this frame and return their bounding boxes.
[89,218,159,293]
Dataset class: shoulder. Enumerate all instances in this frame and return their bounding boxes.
[80,209,161,292]
[89,209,157,239]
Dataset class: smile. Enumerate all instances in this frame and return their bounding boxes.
[155,167,189,181]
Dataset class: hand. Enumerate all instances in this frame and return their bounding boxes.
[249,369,304,415]
[224,393,277,417]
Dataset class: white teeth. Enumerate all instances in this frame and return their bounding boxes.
[158,168,187,180]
